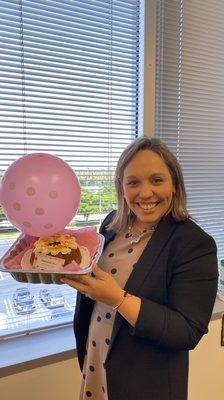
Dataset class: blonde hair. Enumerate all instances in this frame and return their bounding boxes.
[107,136,190,232]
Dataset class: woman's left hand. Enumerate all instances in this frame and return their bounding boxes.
[61,264,124,308]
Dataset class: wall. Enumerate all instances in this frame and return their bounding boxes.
[0,357,82,400]
[189,317,223,400]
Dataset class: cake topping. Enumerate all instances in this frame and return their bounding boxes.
[33,234,79,256]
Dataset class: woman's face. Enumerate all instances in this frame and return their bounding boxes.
[123,149,175,230]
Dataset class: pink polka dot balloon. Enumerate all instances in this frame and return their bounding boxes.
[0,153,81,237]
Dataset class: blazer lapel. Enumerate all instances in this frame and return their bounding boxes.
[103,229,116,249]
[105,215,177,362]
[124,215,176,294]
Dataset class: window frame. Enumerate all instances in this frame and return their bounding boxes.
[0,0,145,368]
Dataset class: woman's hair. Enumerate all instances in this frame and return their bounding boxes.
[107,136,190,232]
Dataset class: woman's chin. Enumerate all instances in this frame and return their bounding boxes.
[134,214,159,228]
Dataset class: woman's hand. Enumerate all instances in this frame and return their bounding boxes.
[63,264,142,326]
[61,264,124,308]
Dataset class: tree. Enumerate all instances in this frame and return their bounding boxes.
[78,186,117,221]
[101,185,116,213]
[78,189,99,221]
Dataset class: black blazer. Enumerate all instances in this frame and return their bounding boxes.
[74,213,218,400]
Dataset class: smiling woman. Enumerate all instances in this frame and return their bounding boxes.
[110,137,190,234]
[122,149,175,231]
[64,137,218,400]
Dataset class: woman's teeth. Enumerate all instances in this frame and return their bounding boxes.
[138,202,158,210]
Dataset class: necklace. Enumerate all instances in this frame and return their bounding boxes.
[127,224,156,245]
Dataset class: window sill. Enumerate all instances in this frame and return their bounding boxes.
[0,323,77,377]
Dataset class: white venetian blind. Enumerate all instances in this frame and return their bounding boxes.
[0,0,140,171]
[155,0,224,261]
[0,0,142,338]
[0,0,142,230]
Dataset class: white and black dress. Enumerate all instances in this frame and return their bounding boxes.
[79,229,151,400]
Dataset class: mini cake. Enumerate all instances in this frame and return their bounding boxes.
[30,234,82,267]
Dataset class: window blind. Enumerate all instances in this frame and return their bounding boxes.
[0,0,140,170]
[0,0,141,229]
[155,0,224,261]
[0,0,142,338]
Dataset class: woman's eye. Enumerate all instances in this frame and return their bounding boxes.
[152,178,163,184]
[127,180,138,186]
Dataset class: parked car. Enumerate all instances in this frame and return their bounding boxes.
[39,288,65,309]
[50,308,73,320]
[13,287,36,315]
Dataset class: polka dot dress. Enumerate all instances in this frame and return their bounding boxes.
[79,228,152,400]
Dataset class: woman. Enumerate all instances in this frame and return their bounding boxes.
[62,137,218,400]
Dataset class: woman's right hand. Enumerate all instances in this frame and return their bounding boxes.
[61,264,124,308]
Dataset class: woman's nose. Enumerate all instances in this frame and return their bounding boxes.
[139,183,154,198]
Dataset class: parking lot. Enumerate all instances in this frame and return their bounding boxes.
[0,238,77,336]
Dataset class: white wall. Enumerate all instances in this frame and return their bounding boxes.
[189,317,224,400]
[0,357,82,400]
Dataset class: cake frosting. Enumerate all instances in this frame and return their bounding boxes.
[30,234,83,267]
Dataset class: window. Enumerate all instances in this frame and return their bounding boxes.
[0,0,143,338]
[155,0,224,262]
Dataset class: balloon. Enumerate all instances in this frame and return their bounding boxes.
[0,153,81,237]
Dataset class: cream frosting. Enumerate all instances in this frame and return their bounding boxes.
[33,234,78,256]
